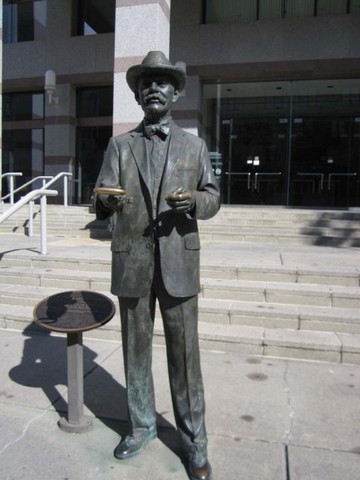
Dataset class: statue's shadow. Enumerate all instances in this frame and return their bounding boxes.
[9,325,182,459]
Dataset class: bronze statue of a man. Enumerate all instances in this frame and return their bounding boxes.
[94,51,220,480]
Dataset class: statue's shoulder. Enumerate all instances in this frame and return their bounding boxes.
[112,124,143,145]
[172,124,205,147]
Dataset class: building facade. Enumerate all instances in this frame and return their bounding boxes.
[2,0,360,207]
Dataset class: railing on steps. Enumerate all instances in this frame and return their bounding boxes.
[1,171,72,208]
[0,188,58,255]
[1,172,23,205]
[1,175,52,207]
[40,172,72,207]
[0,172,73,255]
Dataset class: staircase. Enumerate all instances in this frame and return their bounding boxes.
[2,203,360,246]
[0,204,359,364]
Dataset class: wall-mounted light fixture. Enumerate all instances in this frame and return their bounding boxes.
[45,70,59,104]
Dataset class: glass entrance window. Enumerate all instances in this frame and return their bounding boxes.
[2,129,44,200]
[76,127,112,204]
[202,79,360,207]
[75,86,113,204]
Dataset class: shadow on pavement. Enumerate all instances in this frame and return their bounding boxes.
[8,324,182,460]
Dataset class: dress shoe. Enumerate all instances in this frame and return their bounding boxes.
[114,430,157,460]
[188,460,212,480]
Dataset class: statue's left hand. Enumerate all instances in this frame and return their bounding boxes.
[166,187,195,213]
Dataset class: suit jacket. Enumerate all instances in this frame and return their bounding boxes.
[94,122,220,298]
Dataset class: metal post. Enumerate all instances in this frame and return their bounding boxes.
[9,175,15,206]
[40,194,47,255]
[28,200,33,237]
[64,174,68,207]
[227,118,234,204]
[286,82,294,206]
[67,332,83,424]
[58,332,93,433]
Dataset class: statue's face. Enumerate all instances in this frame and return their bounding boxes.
[136,74,179,121]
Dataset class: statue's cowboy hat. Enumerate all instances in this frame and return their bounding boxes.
[126,51,186,93]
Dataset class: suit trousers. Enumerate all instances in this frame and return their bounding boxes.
[118,250,208,463]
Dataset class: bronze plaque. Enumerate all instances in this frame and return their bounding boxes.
[33,290,116,333]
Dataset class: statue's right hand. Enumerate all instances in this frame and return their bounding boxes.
[98,193,125,211]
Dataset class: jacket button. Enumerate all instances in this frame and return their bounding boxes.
[146,242,152,249]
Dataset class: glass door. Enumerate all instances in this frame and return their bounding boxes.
[203,81,291,205]
[202,79,360,207]
[290,80,360,207]
[220,116,289,205]
[75,126,112,204]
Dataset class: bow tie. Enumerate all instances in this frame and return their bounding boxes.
[144,122,171,138]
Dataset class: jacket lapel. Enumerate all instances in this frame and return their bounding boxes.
[128,127,152,194]
[162,125,186,189]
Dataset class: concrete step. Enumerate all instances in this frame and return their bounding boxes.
[50,226,360,240]
[1,282,359,331]
[1,204,359,363]
[1,302,359,365]
[2,254,359,287]
[200,231,360,247]
[0,266,111,291]
[1,255,359,339]
[4,213,359,231]
[1,265,359,308]
[203,206,360,222]
[201,264,360,287]
[201,278,360,308]
[2,204,360,233]
[1,206,359,246]
[2,227,359,247]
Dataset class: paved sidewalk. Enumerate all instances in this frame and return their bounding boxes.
[0,327,360,480]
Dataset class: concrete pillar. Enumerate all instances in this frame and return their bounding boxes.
[44,83,76,203]
[113,0,171,136]
[43,1,76,203]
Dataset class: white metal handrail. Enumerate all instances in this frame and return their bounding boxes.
[1,172,23,205]
[1,171,72,207]
[41,172,72,207]
[0,189,58,255]
[1,175,52,205]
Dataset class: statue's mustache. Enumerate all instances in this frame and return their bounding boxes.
[145,93,166,104]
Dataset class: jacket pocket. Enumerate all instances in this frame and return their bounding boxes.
[185,233,200,250]
[111,236,131,253]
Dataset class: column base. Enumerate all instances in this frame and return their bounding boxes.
[58,415,93,433]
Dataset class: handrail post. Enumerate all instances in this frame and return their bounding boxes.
[0,188,57,255]
[40,194,48,255]
[64,174,69,207]
[28,200,34,237]
[9,175,15,206]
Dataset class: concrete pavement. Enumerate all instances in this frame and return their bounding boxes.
[0,327,360,480]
